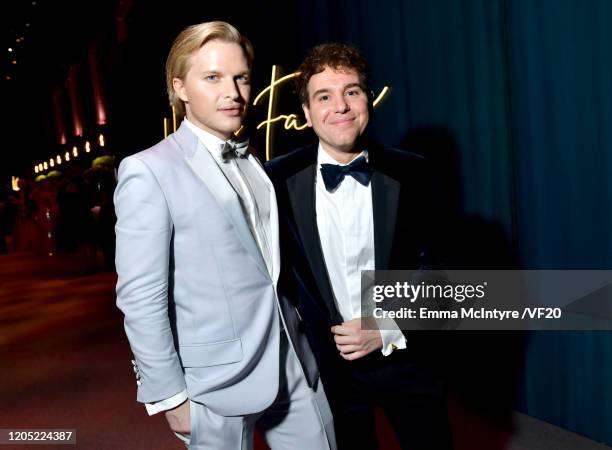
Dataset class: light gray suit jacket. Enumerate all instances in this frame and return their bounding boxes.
[114,122,317,416]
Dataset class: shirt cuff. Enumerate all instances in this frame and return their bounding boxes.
[380,328,407,356]
[145,389,188,416]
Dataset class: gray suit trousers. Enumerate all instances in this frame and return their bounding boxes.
[176,330,336,450]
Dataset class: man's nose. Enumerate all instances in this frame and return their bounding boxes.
[333,95,349,113]
[223,79,240,99]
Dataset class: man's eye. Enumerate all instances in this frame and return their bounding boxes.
[236,74,250,83]
[205,74,218,81]
[346,89,360,96]
[318,95,330,102]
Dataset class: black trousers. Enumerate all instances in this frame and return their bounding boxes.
[321,349,453,450]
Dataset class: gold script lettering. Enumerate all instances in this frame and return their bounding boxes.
[254,68,390,160]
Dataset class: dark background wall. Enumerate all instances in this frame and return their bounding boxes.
[2,0,611,444]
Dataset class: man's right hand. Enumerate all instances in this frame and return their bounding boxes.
[165,399,190,434]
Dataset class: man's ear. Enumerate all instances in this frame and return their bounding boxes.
[302,103,313,127]
[173,77,188,102]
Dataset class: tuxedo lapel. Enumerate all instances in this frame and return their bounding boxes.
[172,124,269,279]
[247,153,280,285]
[371,160,401,271]
[286,154,341,323]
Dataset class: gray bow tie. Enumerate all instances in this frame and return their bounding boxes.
[220,139,249,161]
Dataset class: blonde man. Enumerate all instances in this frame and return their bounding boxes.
[115,21,335,449]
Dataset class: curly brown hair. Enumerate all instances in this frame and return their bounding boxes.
[295,42,372,106]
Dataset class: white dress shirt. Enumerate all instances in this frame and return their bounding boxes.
[315,144,406,356]
[184,119,273,276]
[146,119,275,415]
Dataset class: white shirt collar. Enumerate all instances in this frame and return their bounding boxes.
[183,118,230,160]
[316,143,369,167]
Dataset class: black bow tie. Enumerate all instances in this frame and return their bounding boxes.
[320,156,374,192]
[220,139,249,161]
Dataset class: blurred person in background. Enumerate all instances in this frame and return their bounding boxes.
[12,177,43,253]
[84,157,117,271]
[56,166,97,273]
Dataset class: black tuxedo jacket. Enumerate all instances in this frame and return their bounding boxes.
[266,141,444,367]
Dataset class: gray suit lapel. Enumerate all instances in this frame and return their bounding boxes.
[171,123,268,278]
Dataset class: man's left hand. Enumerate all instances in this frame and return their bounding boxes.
[331,317,382,361]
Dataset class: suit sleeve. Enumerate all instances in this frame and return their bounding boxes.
[114,156,186,404]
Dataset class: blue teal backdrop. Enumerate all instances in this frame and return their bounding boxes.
[289,0,612,444]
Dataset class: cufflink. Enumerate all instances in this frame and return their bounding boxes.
[390,344,398,351]
[136,380,142,387]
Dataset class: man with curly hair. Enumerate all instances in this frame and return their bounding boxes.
[267,42,452,449]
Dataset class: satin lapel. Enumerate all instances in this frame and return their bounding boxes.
[183,139,268,279]
[371,170,400,270]
[287,162,340,322]
[247,154,280,284]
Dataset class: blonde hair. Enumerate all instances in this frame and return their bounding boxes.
[165,21,254,117]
